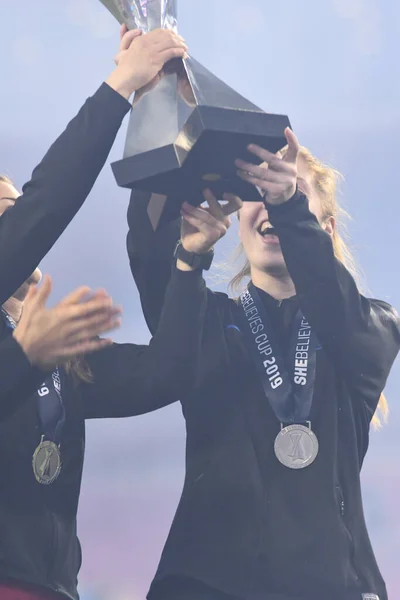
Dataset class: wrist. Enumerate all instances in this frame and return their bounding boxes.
[105,69,136,100]
[174,241,214,271]
[263,186,298,207]
[176,259,196,272]
[181,241,213,255]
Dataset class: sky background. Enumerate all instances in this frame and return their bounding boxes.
[1,1,400,598]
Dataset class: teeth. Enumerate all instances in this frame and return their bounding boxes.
[259,223,273,235]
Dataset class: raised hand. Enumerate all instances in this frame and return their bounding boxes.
[107,24,188,99]
[180,189,242,256]
[235,127,299,206]
[13,276,122,371]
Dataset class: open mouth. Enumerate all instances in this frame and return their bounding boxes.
[256,221,280,245]
[257,222,276,237]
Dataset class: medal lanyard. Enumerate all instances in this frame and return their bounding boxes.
[2,309,65,444]
[236,284,317,424]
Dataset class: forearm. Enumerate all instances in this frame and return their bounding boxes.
[127,189,181,333]
[268,192,362,335]
[135,266,206,405]
[0,83,131,305]
[268,192,400,398]
[83,266,207,418]
[130,265,207,403]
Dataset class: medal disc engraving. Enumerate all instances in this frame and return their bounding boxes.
[274,424,318,469]
[32,439,62,485]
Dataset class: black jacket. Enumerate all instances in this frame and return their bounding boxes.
[127,190,400,600]
[0,84,206,600]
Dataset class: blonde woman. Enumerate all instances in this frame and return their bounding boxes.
[127,129,399,600]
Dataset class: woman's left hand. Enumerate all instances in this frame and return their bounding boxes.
[235,127,299,206]
[181,189,242,255]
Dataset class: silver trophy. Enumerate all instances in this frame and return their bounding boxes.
[100,0,290,228]
[100,0,177,32]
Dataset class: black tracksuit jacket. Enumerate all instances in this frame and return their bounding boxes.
[0,83,206,600]
[127,189,400,600]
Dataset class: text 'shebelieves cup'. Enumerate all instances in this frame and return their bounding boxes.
[100,0,291,228]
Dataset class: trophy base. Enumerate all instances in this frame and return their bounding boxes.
[112,105,290,229]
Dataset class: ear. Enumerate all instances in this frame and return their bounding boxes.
[322,215,335,238]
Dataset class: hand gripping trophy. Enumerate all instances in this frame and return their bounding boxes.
[100,0,291,228]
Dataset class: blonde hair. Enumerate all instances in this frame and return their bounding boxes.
[229,148,388,429]
[64,357,93,385]
[0,174,12,185]
[1,174,93,384]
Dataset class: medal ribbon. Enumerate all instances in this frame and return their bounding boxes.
[236,283,317,424]
[2,310,65,443]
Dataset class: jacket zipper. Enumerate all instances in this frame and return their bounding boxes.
[336,485,360,582]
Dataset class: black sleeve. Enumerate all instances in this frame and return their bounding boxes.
[0,83,131,305]
[126,190,181,334]
[268,191,400,412]
[0,327,47,421]
[82,267,206,419]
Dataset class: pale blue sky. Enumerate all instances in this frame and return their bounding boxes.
[0,1,399,598]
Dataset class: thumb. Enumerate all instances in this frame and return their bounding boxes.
[283,127,299,164]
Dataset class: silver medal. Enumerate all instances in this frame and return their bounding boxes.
[32,437,62,485]
[274,423,318,469]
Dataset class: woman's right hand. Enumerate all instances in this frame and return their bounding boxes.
[13,276,122,371]
[106,25,188,99]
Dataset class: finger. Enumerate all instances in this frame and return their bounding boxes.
[158,46,188,64]
[34,275,52,307]
[237,168,284,186]
[245,155,292,179]
[82,289,110,301]
[70,304,122,325]
[67,316,122,344]
[202,189,225,222]
[237,170,268,191]
[120,27,142,51]
[59,337,114,359]
[182,202,222,228]
[58,286,93,308]
[221,193,243,216]
[67,306,122,336]
[283,128,299,164]
[181,212,226,239]
[120,23,128,40]
[246,144,278,165]
[23,283,39,306]
[69,312,122,341]
[66,296,116,320]
[152,30,187,50]
[235,159,269,181]
[62,288,112,307]
[153,34,188,52]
